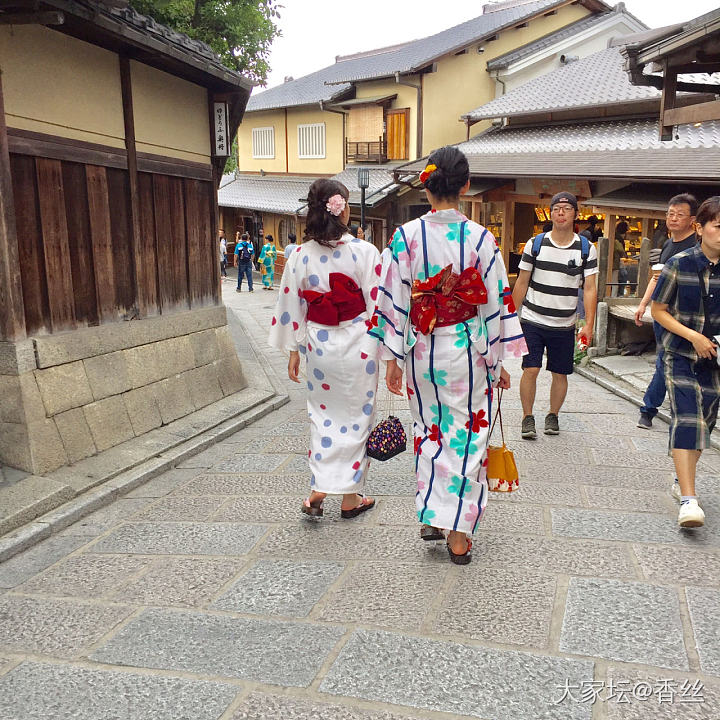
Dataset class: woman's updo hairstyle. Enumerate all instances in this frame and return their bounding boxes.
[303,178,349,247]
[422,145,470,201]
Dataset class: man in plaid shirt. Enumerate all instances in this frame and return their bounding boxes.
[652,196,720,528]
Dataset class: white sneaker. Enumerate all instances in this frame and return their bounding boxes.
[678,499,705,528]
[670,481,681,503]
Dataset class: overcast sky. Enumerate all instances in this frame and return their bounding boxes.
[262,0,719,89]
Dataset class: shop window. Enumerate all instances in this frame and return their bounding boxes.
[298,123,326,159]
[278,218,297,248]
[252,127,275,159]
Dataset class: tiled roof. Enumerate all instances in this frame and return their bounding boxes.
[330,166,398,206]
[402,118,720,181]
[464,46,658,120]
[486,9,616,70]
[247,0,595,112]
[464,45,720,121]
[217,174,319,215]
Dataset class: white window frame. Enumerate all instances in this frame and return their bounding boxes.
[297,122,326,159]
[252,126,275,159]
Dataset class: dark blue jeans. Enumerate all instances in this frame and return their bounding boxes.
[237,261,253,290]
[640,321,666,418]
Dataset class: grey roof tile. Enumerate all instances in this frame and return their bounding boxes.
[330,166,398,206]
[217,175,320,215]
[247,0,576,112]
[464,46,720,120]
[486,10,616,70]
[451,118,720,181]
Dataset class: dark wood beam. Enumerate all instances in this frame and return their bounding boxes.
[119,55,145,317]
[660,63,678,141]
[0,71,27,341]
[664,99,720,126]
[0,11,64,25]
[664,62,720,74]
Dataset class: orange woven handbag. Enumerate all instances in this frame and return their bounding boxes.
[486,389,519,492]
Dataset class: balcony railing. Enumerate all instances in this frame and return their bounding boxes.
[346,137,387,163]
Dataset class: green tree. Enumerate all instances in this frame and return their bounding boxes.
[130,0,281,84]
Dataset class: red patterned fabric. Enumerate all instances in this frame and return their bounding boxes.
[410,264,488,334]
[301,273,366,326]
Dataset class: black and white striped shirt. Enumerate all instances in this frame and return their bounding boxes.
[518,233,599,329]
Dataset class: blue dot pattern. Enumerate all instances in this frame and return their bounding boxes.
[353,469,364,483]
[366,360,376,375]
[353,424,360,431]
[321,436,332,448]
[362,404,373,416]
[280,312,291,325]
[314,368,325,380]
[320,255,328,263]
[333,250,341,258]
[324,419,332,427]
[340,426,348,433]
[309,274,320,286]
[317,329,329,342]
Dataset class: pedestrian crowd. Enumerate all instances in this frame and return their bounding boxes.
[261,145,719,560]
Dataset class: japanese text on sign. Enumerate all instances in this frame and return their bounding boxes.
[214,102,228,157]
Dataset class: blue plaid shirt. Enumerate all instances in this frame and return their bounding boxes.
[653,244,720,360]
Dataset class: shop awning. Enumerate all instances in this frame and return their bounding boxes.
[585,182,715,213]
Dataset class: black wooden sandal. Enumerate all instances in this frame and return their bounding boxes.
[420,524,445,541]
[447,538,472,565]
[340,495,375,519]
[301,496,324,517]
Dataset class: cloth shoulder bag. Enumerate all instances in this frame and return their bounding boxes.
[367,388,407,461]
[486,388,519,492]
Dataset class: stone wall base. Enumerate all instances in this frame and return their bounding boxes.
[0,306,247,475]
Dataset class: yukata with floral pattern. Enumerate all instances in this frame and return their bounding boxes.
[259,242,278,288]
[269,235,382,494]
[369,209,526,534]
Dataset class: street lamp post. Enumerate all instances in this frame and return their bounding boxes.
[358,168,370,233]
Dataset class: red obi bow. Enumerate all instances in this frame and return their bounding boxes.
[410,265,488,334]
[301,273,366,326]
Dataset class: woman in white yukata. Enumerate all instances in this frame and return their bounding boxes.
[269,179,382,518]
[369,146,526,564]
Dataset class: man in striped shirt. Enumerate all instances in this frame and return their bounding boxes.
[511,192,599,438]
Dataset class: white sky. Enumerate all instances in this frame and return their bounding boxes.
[263,0,719,89]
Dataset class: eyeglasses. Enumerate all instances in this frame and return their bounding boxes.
[552,205,575,214]
[666,211,690,220]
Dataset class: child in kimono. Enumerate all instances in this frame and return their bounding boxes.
[269,179,381,518]
[369,146,526,564]
[259,236,278,290]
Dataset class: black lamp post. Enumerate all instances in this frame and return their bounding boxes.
[358,168,370,232]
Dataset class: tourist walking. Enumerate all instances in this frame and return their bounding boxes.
[283,232,298,259]
[369,146,525,564]
[512,191,598,439]
[235,232,254,292]
[259,235,278,290]
[651,196,720,528]
[219,229,228,279]
[269,179,381,518]
[635,194,699,429]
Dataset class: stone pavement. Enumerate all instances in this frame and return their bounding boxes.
[0,275,719,720]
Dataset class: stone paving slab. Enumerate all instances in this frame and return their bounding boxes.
[435,566,556,649]
[560,578,688,670]
[519,463,673,490]
[91,521,268,556]
[91,608,345,687]
[605,667,720,719]
[212,496,370,524]
[0,661,239,720]
[112,557,244,608]
[583,486,676,514]
[124,468,201,498]
[57,498,154,537]
[490,481,584,507]
[260,525,449,563]
[134,496,229,522]
[478,503,547,535]
[591,449,676,470]
[0,535,90,589]
[552,508,719,547]
[686,587,720,676]
[319,628,594,720]
[230,691,443,720]
[215,454,291,473]
[318,561,449,631]
[212,559,344,617]
[633,545,720,586]
[16,553,151,598]
[0,595,131,658]
[172,472,309,496]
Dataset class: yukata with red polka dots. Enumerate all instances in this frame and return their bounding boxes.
[269,233,382,495]
[369,209,526,535]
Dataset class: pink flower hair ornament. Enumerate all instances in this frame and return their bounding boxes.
[325,194,346,216]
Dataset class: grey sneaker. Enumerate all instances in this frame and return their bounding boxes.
[670,479,682,502]
[521,415,537,440]
[544,413,560,435]
[637,413,652,429]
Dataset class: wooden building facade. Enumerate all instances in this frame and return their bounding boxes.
[0,1,252,474]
